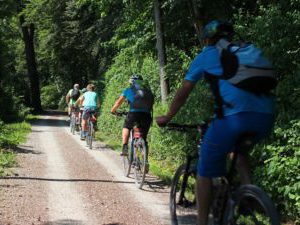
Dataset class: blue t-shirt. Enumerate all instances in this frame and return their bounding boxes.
[83,91,98,109]
[185,46,275,116]
[122,88,150,113]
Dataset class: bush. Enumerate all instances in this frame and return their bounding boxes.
[41,84,63,109]
[0,121,31,149]
[252,120,300,223]
[0,89,31,122]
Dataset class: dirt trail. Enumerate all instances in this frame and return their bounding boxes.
[0,112,170,225]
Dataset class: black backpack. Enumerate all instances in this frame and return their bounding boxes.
[70,89,80,101]
[205,39,277,118]
[131,83,154,111]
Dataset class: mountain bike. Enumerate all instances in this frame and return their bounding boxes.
[70,106,80,135]
[85,109,97,149]
[164,123,280,225]
[112,111,149,189]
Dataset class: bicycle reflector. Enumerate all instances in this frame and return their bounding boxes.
[91,115,97,122]
[133,127,142,138]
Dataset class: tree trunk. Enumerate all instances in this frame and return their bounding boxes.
[188,0,204,43]
[20,15,42,112]
[154,0,169,103]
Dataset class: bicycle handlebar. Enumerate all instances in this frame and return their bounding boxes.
[111,111,128,117]
[165,122,208,133]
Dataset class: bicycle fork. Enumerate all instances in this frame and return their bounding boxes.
[178,156,193,206]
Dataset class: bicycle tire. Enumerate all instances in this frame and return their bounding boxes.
[133,138,147,189]
[85,119,90,147]
[70,114,76,135]
[122,137,132,177]
[122,152,131,177]
[223,184,281,225]
[170,163,198,225]
[88,121,93,149]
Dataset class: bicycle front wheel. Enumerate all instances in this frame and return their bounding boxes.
[133,138,147,189]
[223,184,280,225]
[122,151,131,177]
[88,122,93,149]
[170,163,197,225]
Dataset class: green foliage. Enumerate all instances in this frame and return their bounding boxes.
[40,84,63,109]
[0,121,31,149]
[0,120,31,176]
[253,120,300,223]
[0,150,16,176]
[0,88,31,122]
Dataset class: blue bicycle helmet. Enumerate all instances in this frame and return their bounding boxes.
[202,20,234,39]
[129,74,143,84]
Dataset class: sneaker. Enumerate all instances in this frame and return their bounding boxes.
[120,144,128,156]
[80,131,86,140]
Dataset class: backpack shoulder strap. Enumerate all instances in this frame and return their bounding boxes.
[216,39,240,52]
[216,39,231,50]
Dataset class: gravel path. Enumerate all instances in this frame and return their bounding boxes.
[0,112,170,225]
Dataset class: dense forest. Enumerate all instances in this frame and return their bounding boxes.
[0,0,299,223]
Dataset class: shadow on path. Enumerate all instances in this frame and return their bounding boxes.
[12,146,42,154]
[31,118,69,128]
[41,110,68,117]
[44,220,125,225]
[43,219,84,225]
[1,176,135,184]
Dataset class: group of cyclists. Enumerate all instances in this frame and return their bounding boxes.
[66,20,276,225]
[66,83,101,140]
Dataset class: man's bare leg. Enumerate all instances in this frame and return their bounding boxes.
[122,128,130,145]
[196,176,212,225]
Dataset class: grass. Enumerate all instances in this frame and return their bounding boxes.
[0,149,16,176]
[149,159,177,185]
[0,119,32,176]
[0,122,31,149]
[95,132,122,152]
[25,114,40,121]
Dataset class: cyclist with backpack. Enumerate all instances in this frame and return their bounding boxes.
[66,83,81,117]
[156,20,276,225]
[111,75,154,161]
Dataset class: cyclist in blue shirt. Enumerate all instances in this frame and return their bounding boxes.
[156,20,275,225]
[80,84,101,140]
[111,75,153,158]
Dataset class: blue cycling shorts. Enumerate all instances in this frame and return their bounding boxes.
[197,112,274,178]
[82,107,97,120]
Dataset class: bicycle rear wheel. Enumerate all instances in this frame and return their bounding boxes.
[170,163,197,225]
[223,184,280,225]
[88,122,93,149]
[70,114,76,135]
[133,138,147,189]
